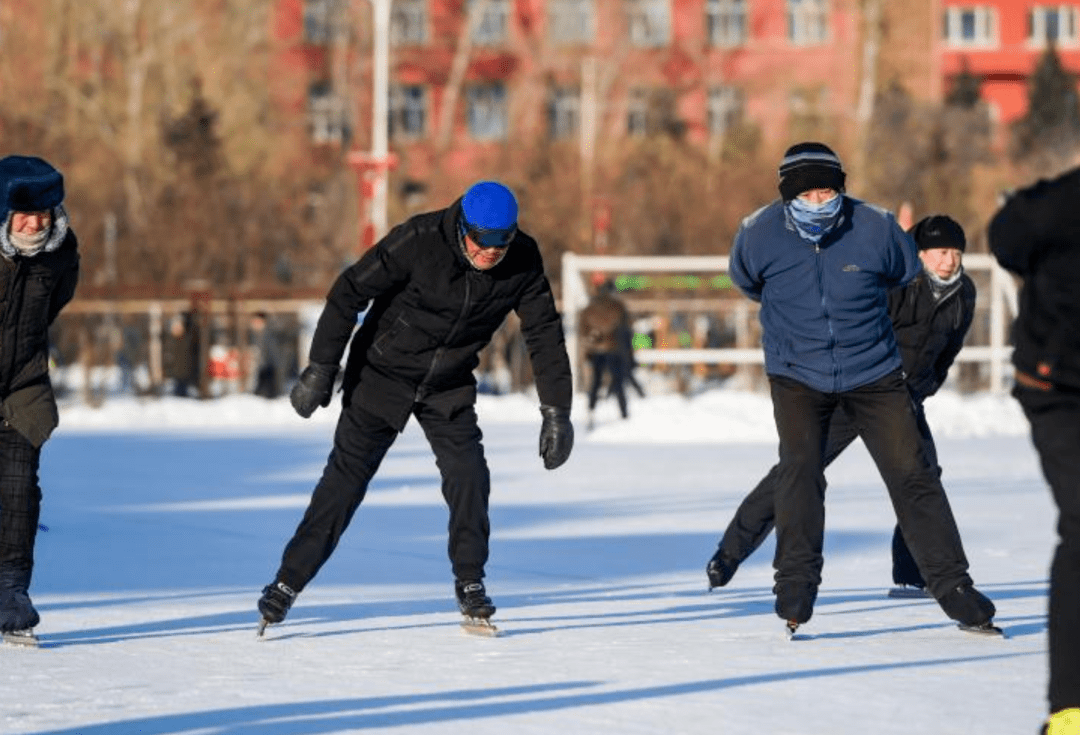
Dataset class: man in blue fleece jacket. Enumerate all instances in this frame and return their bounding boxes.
[727,142,996,633]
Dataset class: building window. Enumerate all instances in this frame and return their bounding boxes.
[706,0,747,47]
[708,85,743,136]
[469,0,510,46]
[304,0,344,45]
[389,85,426,139]
[308,82,350,144]
[943,6,998,48]
[548,86,580,139]
[1029,6,1079,47]
[467,83,508,140]
[391,0,427,46]
[548,0,595,45]
[627,0,670,48]
[626,88,680,136]
[787,0,828,45]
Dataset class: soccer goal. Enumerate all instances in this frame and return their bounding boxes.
[561,252,1018,394]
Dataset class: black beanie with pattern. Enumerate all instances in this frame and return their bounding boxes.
[778,142,846,202]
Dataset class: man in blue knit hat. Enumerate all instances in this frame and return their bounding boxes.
[725,142,996,636]
[0,155,80,646]
[256,181,573,635]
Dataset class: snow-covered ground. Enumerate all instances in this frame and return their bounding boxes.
[3,386,1053,734]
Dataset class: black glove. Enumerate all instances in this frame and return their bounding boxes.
[290,362,339,418]
[539,405,574,470]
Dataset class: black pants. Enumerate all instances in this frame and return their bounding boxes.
[275,401,491,591]
[768,372,971,611]
[587,352,628,418]
[1014,386,1080,713]
[717,399,928,587]
[0,424,42,577]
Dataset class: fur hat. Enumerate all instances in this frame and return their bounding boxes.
[778,142,846,202]
[0,155,65,223]
[910,214,966,252]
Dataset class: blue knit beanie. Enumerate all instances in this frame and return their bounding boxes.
[460,181,518,247]
[0,156,65,223]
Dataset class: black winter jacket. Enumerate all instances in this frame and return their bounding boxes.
[989,167,1080,392]
[0,230,80,446]
[309,200,572,431]
[888,270,976,402]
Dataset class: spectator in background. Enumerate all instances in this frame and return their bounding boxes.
[580,278,633,426]
[0,155,80,644]
[989,168,1080,735]
[164,313,199,397]
[249,312,282,399]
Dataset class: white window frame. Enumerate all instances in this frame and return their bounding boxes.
[469,0,511,46]
[391,0,427,46]
[627,0,670,48]
[706,0,747,48]
[707,85,743,136]
[1028,5,1079,47]
[467,83,508,140]
[548,0,595,45]
[304,0,344,45]
[389,85,427,139]
[943,6,999,48]
[787,0,828,46]
[548,86,581,139]
[626,88,651,136]
[308,82,350,145]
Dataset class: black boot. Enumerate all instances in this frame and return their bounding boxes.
[0,567,40,632]
[455,580,496,619]
[258,581,297,624]
[774,581,818,625]
[706,549,740,589]
[937,583,996,627]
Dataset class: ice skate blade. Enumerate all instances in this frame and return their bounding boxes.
[460,617,500,637]
[887,586,932,599]
[2,630,40,648]
[958,621,1006,638]
[256,618,270,639]
[784,621,804,640]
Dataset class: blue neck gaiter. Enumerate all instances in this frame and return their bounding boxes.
[786,195,844,244]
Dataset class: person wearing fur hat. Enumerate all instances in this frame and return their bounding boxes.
[0,155,80,645]
[708,214,975,598]
[726,142,995,636]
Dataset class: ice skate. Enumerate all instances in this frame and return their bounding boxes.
[2,628,39,648]
[256,581,297,637]
[456,580,499,636]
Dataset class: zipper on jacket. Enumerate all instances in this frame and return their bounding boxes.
[814,244,840,391]
[415,270,474,402]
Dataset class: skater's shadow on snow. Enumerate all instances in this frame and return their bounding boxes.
[25,652,1036,735]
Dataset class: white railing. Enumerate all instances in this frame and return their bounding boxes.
[562,252,1019,394]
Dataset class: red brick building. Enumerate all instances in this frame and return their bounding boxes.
[937,0,1080,124]
[276,0,1080,242]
